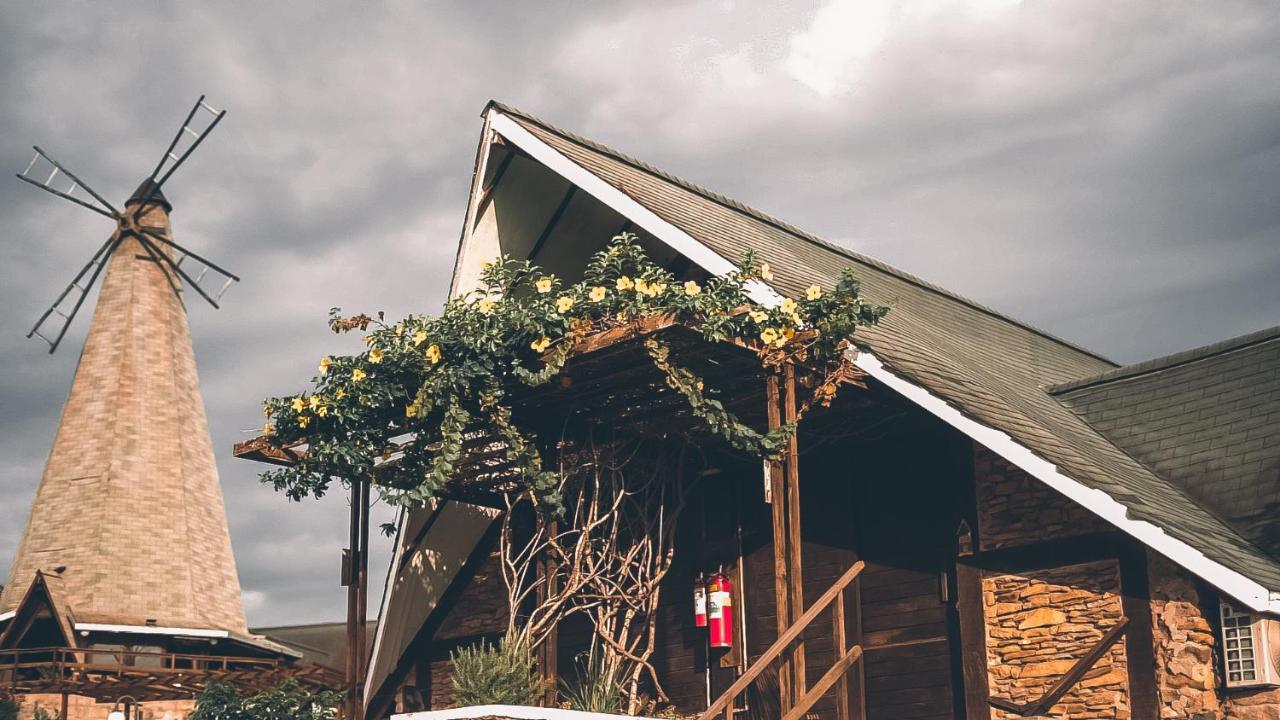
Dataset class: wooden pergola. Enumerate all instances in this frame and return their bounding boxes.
[234,314,872,720]
[0,646,342,710]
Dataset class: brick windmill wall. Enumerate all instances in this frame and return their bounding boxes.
[1,196,247,633]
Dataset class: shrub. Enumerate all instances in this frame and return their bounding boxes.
[189,678,341,720]
[450,634,542,707]
[0,697,19,720]
[560,646,622,714]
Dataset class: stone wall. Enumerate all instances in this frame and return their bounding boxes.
[1148,552,1220,718]
[974,445,1109,550]
[983,560,1130,720]
[1147,551,1280,720]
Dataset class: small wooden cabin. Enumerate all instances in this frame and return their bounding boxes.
[363,103,1280,720]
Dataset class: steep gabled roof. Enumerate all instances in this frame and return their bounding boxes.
[484,101,1280,609]
[0,571,76,649]
[1052,326,1280,558]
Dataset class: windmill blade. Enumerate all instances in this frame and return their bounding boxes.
[140,227,240,307]
[28,235,121,353]
[16,147,120,219]
[139,95,227,209]
[133,233,187,310]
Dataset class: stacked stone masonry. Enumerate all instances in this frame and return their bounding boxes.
[983,560,1131,720]
[1146,551,1280,720]
[975,445,1109,549]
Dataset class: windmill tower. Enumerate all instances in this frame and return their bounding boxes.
[0,98,305,716]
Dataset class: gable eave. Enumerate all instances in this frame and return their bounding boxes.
[448,104,1280,613]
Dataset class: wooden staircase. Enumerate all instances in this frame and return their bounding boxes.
[700,561,866,720]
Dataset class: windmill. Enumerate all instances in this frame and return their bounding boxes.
[17,95,239,353]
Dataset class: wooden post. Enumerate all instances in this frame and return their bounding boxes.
[344,478,369,720]
[345,480,359,720]
[355,478,370,720]
[783,365,807,699]
[833,590,849,720]
[537,520,560,707]
[955,561,991,720]
[766,373,794,712]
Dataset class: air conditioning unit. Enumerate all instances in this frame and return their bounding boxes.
[1219,601,1280,687]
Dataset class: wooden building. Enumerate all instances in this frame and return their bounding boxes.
[0,186,333,719]
[364,103,1280,720]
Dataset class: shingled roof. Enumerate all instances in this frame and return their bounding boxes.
[1052,326,1280,559]
[485,101,1280,607]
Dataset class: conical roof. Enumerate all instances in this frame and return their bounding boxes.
[0,196,247,633]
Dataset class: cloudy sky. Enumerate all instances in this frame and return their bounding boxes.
[1,1,1278,627]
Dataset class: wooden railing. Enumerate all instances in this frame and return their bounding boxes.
[700,561,865,720]
[987,617,1131,717]
[0,646,283,674]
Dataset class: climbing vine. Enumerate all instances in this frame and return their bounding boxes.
[260,233,887,510]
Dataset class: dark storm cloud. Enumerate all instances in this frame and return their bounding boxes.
[2,0,1278,625]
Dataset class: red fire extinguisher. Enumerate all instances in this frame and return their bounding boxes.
[693,573,708,627]
[707,571,733,649]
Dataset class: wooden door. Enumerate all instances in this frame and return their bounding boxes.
[854,432,967,720]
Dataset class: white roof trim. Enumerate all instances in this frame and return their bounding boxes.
[394,704,662,720]
[485,110,781,308]
[73,622,230,638]
[0,610,14,623]
[852,349,1280,614]
[365,504,410,704]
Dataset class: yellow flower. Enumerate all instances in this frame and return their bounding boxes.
[413,330,427,346]
[405,403,418,418]
[298,414,310,429]
[352,368,367,382]
[291,397,305,412]
[263,422,275,436]
[635,278,650,295]
[783,327,796,341]
[530,336,552,353]
[336,388,346,399]
[760,263,774,281]
[780,298,797,314]
[556,295,574,313]
[616,276,634,291]
[790,313,802,326]
[319,356,332,375]
[425,344,442,364]
[535,277,553,294]
[684,281,701,296]
[649,282,667,296]
[308,395,322,411]
[262,404,271,418]
[589,286,607,302]
[760,328,779,345]
[806,284,823,301]
[317,405,329,417]
[394,323,405,337]
[477,298,496,315]
[749,310,767,323]
[369,347,384,364]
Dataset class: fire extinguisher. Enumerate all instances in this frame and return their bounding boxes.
[693,573,708,627]
[707,571,733,649]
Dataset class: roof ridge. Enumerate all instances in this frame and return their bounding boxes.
[486,100,1117,368]
[1049,324,1280,395]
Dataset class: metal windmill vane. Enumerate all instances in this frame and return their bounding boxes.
[17,95,240,353]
